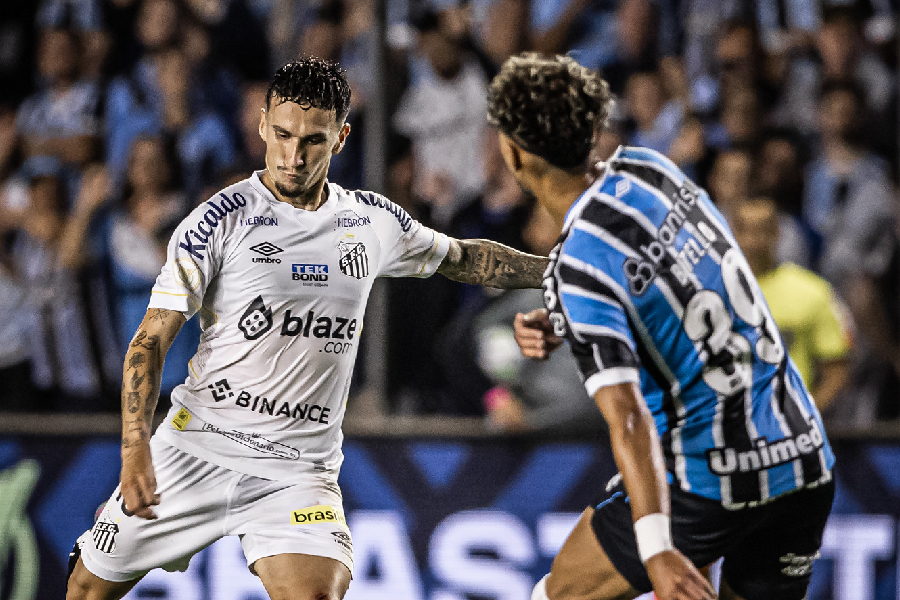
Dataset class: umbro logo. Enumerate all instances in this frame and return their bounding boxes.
[251,241,283,256]
[251,241,283,264]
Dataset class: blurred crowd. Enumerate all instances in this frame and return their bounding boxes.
[0,0,898,432]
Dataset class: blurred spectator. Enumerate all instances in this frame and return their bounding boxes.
[185,0,270,81]
[624,70,683,154]
[17,27,102,167]
[601,0,664,95]
[528,0,675,96]
[680,0,742,114]
[181,18,242,130]
[468,0,529,67]
[0,3,40,106]
[805,79,900,421]
[805,80,894,274]
[394,8,489,225]
[774,6,896,149]
[237,80,268,170]
[0,207,32,411]
[0,108,21,181]
[705,85,763,150]
[102,135,199,396]
[754,129,807,217]
[707,148,752,216]
[0,106,30,410]
[529,0,610,64]
[37,0,104,31]
[101,0,142,77]
[667,116,707,175]
[715,20,771,111]
[709,148,809,267]
[36,0,110,79]
[106,41,238,198]
[754,0,818,53]
[4,161,115,410]
[732,196,850,413]
[299,0,345,63]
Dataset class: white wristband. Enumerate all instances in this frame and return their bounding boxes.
[634,513,673,563]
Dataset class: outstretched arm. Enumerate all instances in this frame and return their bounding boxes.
[120,307,186,519]
[596,382,715,600]
[436,238,549,289]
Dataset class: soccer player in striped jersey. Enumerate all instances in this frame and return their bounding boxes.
[489,53,834,600]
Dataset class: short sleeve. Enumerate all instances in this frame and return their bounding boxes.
[149,202,226,319]
[356,192,450,278]
[810,287,852,362]
[555,240,641,396]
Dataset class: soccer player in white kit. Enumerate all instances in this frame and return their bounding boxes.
[66,57,548,600]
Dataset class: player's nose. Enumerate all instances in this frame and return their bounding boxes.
[286,144,305,168]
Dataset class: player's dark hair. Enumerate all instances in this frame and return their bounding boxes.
[266,57,351,123]
[487,53,613,170]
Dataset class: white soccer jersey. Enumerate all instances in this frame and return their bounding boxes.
[149,171,450,481]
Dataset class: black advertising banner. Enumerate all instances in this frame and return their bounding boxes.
[0,436,897,600]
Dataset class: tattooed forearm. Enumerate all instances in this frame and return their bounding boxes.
[121,308,186,452]
[126,391,141,414]
[130,330,160,350]
[437,238,549,289]
[128,352,146,369]
[121,429,148,448]
[130,370,147,390]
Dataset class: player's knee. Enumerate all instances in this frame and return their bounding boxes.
[66,561,129,600]
[65,574,96,600]
[265,583,345,600]
[544,570,597,600]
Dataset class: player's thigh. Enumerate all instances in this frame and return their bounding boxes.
[80,438,236,582]
[254,553,351,600]
[66,557,140,600]
[546,507,642,600]
[721,482,834,600]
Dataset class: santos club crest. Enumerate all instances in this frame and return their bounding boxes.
[338,240,368,279]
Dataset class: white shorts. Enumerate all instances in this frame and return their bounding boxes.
[79,436,353,583]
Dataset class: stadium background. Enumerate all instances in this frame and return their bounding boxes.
[2,0,900,598]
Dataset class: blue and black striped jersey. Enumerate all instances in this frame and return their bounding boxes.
[544,146,835,508]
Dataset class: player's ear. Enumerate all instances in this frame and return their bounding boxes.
[498,132,523,173]
[332,122,351,155]
[509,144,523,172]
[258,108,267,142]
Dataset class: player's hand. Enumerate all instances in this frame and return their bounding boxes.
[514,308,563,360]
[646,550,717,600]
[120,441,160,520]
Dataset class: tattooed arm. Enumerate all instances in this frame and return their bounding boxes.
[436,238,549,289]
[120,308,186,519]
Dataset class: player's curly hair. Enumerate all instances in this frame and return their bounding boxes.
[267,57,351,123]
[487,53,613,170]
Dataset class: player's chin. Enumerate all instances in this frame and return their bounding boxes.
[276,179,308,197]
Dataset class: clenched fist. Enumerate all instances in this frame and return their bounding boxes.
[513,308,563,360]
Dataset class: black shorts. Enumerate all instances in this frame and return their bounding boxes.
[590,476,834,600]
